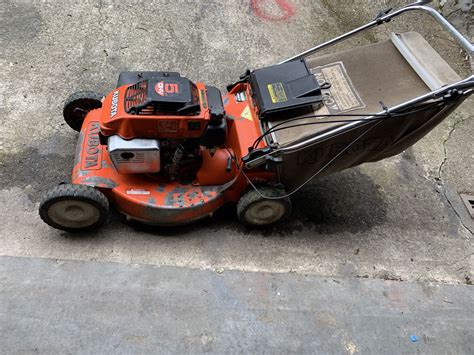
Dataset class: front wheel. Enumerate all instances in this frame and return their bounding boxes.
[39,184,109,231]
[63,91,103,131]
[237,187,291,227]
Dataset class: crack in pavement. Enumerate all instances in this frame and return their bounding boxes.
[437,116,473,235]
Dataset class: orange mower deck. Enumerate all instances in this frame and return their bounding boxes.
[71,84,275,225]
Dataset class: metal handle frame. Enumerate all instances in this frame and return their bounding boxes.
[279,2,473,64]
[245,1,473,169]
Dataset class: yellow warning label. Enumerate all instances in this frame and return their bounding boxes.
[267,82,287,103]
[240,105,253,121]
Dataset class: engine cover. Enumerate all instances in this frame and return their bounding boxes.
[125,77,200,115]
[99,73,224,141]
[108,135,160,174]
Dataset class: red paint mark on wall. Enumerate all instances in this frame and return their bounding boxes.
[250,0,295,22]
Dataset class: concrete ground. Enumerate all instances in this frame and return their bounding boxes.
[0,0,473,353]
[1,256,473,354]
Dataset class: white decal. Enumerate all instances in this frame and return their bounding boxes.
[110,91,119,118]
[126,189,150,195]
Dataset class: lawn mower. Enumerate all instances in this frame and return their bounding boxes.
[39,1,473,231]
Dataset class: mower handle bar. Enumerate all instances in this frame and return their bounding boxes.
[279,1,474,64]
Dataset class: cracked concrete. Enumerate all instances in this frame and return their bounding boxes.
[0,1,472,284]
[437,114,473,235]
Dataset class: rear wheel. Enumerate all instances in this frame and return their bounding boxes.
[63,91,103,131]
[237,187,291,226]
[39,184,109,231]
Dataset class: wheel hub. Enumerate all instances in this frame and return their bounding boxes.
[48,200,100,228]
[64,205,88,221]
[245,200,285,225]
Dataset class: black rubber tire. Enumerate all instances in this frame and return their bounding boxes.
[63,91,103,131]
[39,184,109,232]
[237,187,292,227]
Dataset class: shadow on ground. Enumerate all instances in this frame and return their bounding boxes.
[0,145,75,203]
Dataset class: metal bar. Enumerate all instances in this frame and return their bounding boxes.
[279,4,474,64]
[245,75,474,169]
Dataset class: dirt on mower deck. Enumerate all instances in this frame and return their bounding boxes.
[0,1,472,284]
